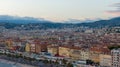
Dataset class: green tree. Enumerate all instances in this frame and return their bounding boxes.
[67,63,73,67]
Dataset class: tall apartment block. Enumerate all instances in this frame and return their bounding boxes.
[111,49,120,67]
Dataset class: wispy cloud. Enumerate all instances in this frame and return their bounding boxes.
[106,3,120,16]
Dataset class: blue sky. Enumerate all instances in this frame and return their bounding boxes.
[0,0,120,21]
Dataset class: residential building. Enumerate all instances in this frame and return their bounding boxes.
[47,45,58,56]
[80,49,90,60]
[25,43,30,52]
[35,44,48,53]
[90,47,101,63]
[111,49,120,67]
[30,43,36,53]
[99,54,111,67]
[69,47,81,60]
[59,46,70,57]
[6,39,14,50]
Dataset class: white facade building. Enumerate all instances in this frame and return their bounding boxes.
[111,49,120,67]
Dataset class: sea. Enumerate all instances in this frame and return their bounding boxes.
[0,62,20,67]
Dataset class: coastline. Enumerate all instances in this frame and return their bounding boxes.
[0,59,36,67]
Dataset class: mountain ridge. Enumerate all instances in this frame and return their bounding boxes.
[0,15,120,29]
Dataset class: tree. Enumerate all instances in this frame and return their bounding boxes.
[67,62,73,67]
[108,45,120,50]
[86,59,94,65]
[62,59,67,64]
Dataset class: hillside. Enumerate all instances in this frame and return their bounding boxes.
[0,16,120,29]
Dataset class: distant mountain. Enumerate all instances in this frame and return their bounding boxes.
[78,17,120,28]
[62,19,99,23]
[0,15,119,29]
[0,15,52,24]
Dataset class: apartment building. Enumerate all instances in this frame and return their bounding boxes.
[99,54,111,67]
[111,49,120,67]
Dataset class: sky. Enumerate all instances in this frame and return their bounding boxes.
[0,0,120,21]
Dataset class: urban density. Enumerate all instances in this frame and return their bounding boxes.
[0,26,120,67]
[0,0,120,67]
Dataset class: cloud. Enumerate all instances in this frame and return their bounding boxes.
[106,3,120,16]
[112,3,120,7]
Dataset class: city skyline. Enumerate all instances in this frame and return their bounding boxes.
[0,1,120,67]
[0,0,120,22]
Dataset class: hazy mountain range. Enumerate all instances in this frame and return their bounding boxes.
[0,15,120,29]
[0,15,52,24]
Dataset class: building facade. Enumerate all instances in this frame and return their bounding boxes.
[111,49,120,67]
[47,45,58,56]
[69,48,81,60]
[80,49,90,61]
[25,43,30,52]
[99,54,111,67]
[59,46,70,57]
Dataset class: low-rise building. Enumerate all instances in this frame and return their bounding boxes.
[30,43,36,53]
[90,47,101,63]
[35,44,48,53]
[69,47,81,60]
[25,43,30,52]
[80,49,90,60]
[47,45,58,56]
[99,54,111,67]
[59,46,70,57]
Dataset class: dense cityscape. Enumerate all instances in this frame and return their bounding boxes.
[0,25,120,67]
[0,0,120,67]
